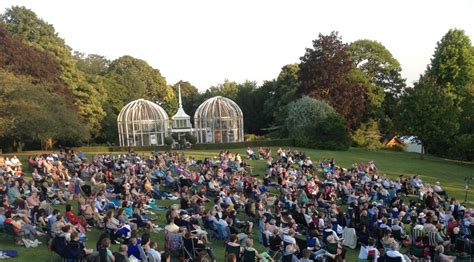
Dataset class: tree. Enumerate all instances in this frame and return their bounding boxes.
[286,96,336,133]
[73,52,110,76]
[234,81,267,135]
[425,28,474,159]
[105,55,177,115]
[261,64,299,135]
[426,29,474,105]
[286,96,350,150]
[352,119,383,150]
[2,6,105,137]
[348,40,406,133]
[298,32,366,130]
[0,70,88,150]
[0,25,60,84]
[202,79,239,101]
[396,76,459,159]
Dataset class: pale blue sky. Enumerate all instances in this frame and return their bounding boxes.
[1,0,473,90]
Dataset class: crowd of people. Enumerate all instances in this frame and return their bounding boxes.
[0,147,472,262]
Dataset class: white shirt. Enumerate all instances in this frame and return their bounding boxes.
[148,248,161,262]
[386,250,406,262]
[358,246,380,260]
[283,234,296,245]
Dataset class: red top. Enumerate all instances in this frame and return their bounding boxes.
[4,218,20,234]
[65,211,78,225]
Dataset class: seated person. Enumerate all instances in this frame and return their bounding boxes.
[381,241,408,262]
[64,231,99,261]
[4,211,44,241]
[114,245,128,262]
[358,238,380,261]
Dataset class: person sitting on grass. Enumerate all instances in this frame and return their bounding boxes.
[4,210,44,244]
[146,241,162,262]
[65,231,99,261]
[113,244,128,262]
[99,237,115,262]
[243,239,273,262]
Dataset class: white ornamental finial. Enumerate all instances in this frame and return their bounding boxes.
[178,83,183,108]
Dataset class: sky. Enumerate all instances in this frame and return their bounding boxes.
[1,0,473,91]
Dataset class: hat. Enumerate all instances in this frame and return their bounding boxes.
[392,207,399,212]
[418,212,426,219]
[453,227,460,234]
[436,181,440,185]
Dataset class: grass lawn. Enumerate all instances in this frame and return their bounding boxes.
[1,147,473,261]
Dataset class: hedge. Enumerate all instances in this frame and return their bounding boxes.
[69,139,294,153]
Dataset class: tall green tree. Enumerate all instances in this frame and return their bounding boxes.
[426,29,474,105]
[73,52,110,76]
[425,29,474,159]
[348,39,406,134]
[396,76,459,159]
[0,70,88,150]
[105,55,177,115]
[202,79,239,101]
[261,64,299,134]
[298,32,366,130]
[1,6,105,137]
[234,81,268,135]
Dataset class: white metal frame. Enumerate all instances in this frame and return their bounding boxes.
[117,99,169,146]
[193,96,244,144]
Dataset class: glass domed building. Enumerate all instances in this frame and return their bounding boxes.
[194,96,244,143]
[117,99,169,146]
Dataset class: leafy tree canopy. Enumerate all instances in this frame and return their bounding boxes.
[1,6,105,136]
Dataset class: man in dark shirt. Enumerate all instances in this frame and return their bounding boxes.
[65,231,99,261]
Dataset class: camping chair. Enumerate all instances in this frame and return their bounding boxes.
[455,237,467,253]
[242,249,256,262]
[202,216,217,239]
[454,254,471,262]
[226,244,242,261]
[183,236,197,261]
[49,236,67,262]
[296,237,308,255]
[261,232,270,249]
[3,222,25,242]
[409,245,425,260]
[216,223,230,241]
[269,235,283,261]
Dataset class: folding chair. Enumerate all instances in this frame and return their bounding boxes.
[226,244,242,261]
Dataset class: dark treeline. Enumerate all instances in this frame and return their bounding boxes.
[0,6,472,160]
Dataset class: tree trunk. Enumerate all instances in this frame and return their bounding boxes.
[420,144,424,160]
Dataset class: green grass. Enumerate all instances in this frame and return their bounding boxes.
[1,147,473,261]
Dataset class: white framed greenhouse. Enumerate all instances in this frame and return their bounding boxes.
[194,96,244,143]
[117,99,169,146]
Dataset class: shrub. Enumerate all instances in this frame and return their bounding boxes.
[245,134,266,141]
[164,136,174,146]
[286,96,335,135]
[352,119,383,150]
[286,97,350,150]
[313,113,351,150]
[185,133,197,144]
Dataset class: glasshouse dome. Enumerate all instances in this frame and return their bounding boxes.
[117,99,169,146]
[194,96,244,143]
